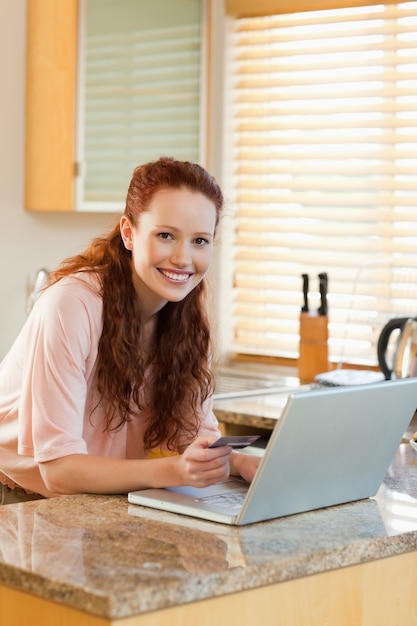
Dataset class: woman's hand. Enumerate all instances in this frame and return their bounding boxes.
[176,435,233,488]
[229,451,261,483]
[177,437,262,487]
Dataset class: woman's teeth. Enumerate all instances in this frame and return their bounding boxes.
[160,270,190,281]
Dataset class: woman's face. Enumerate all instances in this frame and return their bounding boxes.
[120,187,217,318]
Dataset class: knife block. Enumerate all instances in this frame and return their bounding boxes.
[298,312,329,384]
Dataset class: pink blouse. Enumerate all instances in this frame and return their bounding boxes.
[0,273,220,496]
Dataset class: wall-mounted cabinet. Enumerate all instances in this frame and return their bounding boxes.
[25,0,207,212]
[25,0,78,211]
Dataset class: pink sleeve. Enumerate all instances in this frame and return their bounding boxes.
[17,277,102,462]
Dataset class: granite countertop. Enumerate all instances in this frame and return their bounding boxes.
[212,363,301,430]
[1,431,417,621]
[213,390,297,430]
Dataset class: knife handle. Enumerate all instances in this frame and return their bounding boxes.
[318,272,328,316]
[301,273,309,312]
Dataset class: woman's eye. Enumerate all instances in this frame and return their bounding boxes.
[194,237,209,246]
[158,232,173,240]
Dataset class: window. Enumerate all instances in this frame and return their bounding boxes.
[76,0,205,211]
[222,1,417,365]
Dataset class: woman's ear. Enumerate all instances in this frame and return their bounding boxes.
[120,216,134,251]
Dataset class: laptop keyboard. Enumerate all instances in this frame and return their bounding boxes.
[197,489,247,508]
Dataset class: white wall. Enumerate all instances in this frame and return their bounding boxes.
[0,1,119,358]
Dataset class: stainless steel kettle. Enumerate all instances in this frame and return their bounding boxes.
[377,317,417,379]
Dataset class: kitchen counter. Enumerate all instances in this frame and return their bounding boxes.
[213,388,300,432]
[213,365,303,434]
[1,425,417,625]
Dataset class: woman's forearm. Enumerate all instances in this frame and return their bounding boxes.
[39,454,184,495]
[38,436,236,495]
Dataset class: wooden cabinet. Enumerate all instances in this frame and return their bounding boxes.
[24,0,210,213]
[25,0,78,211]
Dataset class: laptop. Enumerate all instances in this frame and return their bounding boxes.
[128,378,417,526]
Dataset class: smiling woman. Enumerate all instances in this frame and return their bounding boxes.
[0,157,261,502]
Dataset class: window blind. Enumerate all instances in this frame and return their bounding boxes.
[223,1,417,365]
[77,0,203,209]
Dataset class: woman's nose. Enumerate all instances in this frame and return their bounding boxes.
[171,241,191,267]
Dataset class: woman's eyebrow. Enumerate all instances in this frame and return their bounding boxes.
[155,225,214,237]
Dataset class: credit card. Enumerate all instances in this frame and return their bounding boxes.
[208,435,261,449]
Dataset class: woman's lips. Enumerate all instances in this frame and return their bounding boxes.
[158,268,192,282]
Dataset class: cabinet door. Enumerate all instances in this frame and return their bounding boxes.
[25,0,206,213]
[76,0,205,212]
[25,0,78,212]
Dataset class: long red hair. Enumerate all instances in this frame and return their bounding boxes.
[48,157,223,451]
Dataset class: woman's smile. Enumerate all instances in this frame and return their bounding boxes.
[158,268,193,283]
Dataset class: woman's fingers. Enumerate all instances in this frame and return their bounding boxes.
[179,436,232,487]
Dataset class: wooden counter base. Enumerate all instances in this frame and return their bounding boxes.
[2,549,417,626]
